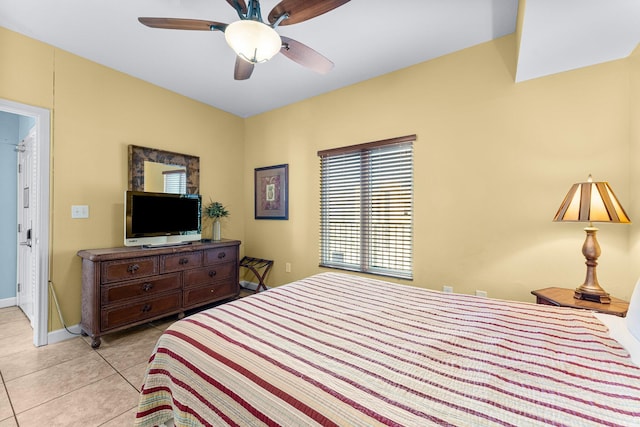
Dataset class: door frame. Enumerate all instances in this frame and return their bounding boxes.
[1,98,50,347]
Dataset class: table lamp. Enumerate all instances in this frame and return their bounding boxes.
[553,175,630,303]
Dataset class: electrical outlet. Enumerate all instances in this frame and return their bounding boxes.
[285,262,291,273]
[443,285,453,293]
[475,290,488,298]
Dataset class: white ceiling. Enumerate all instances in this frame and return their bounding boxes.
[516,0,640,82]
[0,1,638,118]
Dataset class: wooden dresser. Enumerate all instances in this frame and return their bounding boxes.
[78,239,240,348]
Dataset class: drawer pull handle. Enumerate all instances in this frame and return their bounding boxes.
[128,264,140,274]
[209,270,217,277]
[142,283,153,292]
[141,304,152,313]
[179,258,189,265]
[217,252,226,259]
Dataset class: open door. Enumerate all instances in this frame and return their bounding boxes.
[1,98,50,347]
[16,128,36,327]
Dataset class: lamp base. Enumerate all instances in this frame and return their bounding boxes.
[574,287,611,304]
[572,226,611,304]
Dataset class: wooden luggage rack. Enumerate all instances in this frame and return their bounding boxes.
[239,256,273,293]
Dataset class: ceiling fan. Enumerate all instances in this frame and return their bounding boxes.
[139,0,350,80]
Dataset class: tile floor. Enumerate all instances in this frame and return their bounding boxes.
[0,290,253,426]
[0,306,174,426]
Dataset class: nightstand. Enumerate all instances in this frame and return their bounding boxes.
[531,287,629,317]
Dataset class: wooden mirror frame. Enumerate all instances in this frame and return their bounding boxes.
[128,145,200,194]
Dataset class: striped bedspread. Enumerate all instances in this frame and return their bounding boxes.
[135,272,640,426]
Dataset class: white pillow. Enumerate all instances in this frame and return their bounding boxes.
[593,282,640,367]
[595,313,640,366]
[627,278,640,342]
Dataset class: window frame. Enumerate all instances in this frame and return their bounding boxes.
[318,135,415,280]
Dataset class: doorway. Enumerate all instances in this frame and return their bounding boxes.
[17,127,36,327]
[0,98,50,347]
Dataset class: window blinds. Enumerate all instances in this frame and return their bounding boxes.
[319,135,414,280]
[163,170,187,194]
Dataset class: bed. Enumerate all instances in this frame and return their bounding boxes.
[135,272,640,426]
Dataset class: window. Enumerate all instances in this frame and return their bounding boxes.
[163,169,187,194]
[318,135,415,280]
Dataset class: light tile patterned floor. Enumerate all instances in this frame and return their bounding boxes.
[0,306,175,426]
[0,289,255,426]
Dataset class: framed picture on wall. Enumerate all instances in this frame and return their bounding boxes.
[255,164,288,220]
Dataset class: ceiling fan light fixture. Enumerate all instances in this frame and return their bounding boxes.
[224,20,282,64]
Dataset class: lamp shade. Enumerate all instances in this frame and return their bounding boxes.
[553,175,630,224]
[553,175,630,303]
[224,20,282,64]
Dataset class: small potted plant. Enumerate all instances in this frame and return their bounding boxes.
[203,200,229,241]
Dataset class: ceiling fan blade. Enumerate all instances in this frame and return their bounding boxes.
[280,36,333,74]
[234,57,254,80]
[268,0,350,26]
[138,17,227,31]
[225,0,248,15]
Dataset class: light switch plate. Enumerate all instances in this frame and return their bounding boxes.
[71,205,89,219]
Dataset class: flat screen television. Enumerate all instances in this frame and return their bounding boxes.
[124,190,202,247]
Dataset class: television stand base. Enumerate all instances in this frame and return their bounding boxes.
[142,241,193,249]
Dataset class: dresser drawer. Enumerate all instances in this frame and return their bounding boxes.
[101,273,181,305]
[101,292,181,331]
[101,256,158,283]
[161,252,202,273]
[183,262,236,288]
[204,246,236,265]
[183,282,236,308]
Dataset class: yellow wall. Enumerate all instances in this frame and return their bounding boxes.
[244,34,635,303]
[0,29,54,108]
[630,45,640,283]
[2,25,639,333]
[0,27,245,330]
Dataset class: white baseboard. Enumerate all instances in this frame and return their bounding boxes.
[0,297,16,309]
[240,280,269,291]
[47,323,82,345]
[0,301,79,347]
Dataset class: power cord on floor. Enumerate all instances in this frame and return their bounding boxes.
[48,280,82,336]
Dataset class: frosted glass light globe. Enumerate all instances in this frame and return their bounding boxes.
[225,20,282,64]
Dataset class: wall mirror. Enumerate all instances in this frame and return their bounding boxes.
[128,145,200,194]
